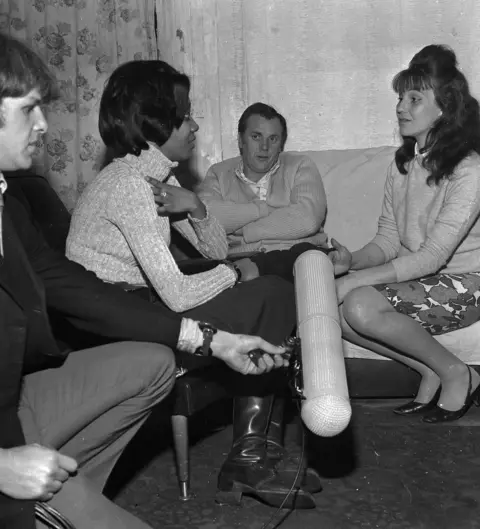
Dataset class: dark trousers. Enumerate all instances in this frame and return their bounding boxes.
[131,275,297,395]
[177,243,326,283]
[249,243,326,283]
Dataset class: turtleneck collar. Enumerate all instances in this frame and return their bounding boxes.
[122,142,179,182]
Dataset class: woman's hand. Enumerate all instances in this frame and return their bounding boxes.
[233,258,259,282]
[0,444,77,501]
[210,330,288,375]
[147,177,206,219]
[335,273,363,304]
[329,238,352,277]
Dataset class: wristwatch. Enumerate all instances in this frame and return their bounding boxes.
[232,263,242,282]
[221,260,242,284]
[194,322,218,357]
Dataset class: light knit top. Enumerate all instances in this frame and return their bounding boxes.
[197,152,328,254]
[66,145,236,312]
[372,152,480,282]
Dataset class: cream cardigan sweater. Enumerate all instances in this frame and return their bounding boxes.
[197,152,328,254]
[372,153,480,282]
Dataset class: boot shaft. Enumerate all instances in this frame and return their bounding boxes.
[230,395,274,463]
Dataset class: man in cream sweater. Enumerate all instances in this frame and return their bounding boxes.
[197,103,328,263]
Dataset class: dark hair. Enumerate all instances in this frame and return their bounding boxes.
[0,33,58,109]
[99,60,191,158]
[237,102,288,148]
[393,44,480,185]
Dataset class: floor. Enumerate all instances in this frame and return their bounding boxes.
[107,398,480,529]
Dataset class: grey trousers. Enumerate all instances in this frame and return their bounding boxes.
[18,341,176,529]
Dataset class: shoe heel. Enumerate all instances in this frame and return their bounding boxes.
[216,489,243,506]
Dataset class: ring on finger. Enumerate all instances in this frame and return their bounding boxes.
[160,191,168,199]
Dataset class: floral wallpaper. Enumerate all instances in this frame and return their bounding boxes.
[1,0,157,210]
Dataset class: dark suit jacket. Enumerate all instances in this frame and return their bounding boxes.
[0,194,184,528]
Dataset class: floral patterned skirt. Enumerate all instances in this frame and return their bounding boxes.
[373,272,480,336]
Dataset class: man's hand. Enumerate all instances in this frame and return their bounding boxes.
[329,238,352,277]
[233,258,259,281]
[0,444,78,501]
[210,330,288,375]
[147,177,207,219]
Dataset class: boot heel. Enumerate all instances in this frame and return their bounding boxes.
[215,489,243,506]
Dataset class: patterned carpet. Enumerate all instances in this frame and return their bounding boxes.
[107,399,480,529]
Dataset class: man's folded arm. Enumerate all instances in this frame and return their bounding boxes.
[197,166,268,233]
[242,157,327,243]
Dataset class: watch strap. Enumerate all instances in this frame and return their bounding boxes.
[232,263,242,282]
[221,259,242,284]
[196,322,218,357]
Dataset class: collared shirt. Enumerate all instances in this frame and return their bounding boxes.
[0,172,7,257]
[235,159,280,200]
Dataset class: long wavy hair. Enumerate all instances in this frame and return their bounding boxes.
[393,44,480,185]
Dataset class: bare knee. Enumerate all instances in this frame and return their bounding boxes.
[342,286,387,331]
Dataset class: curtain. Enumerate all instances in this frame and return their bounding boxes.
[1,0,156,210]
[156,0,480,179]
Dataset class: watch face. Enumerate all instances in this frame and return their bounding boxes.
[197,322,217,357]
[199,322,218,335]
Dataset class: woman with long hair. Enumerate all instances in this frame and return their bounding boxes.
[331,44,480,423]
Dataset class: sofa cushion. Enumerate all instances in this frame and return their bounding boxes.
[296,146,396,250]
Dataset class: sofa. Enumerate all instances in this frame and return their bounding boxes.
[291,145,480,394]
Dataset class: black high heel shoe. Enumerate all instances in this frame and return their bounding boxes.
[393,386,441,416]
[423,368,480,424]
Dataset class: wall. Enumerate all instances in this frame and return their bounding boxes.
[156,0,480,178]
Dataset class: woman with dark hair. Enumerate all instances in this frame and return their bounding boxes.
[330,44,480,423]
[66,60,319,509]
[68,60,250,311]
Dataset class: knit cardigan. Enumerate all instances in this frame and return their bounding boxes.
[197,152,328,254]
[372,153,480,282]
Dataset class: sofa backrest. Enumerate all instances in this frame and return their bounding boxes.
[290,146,397,251]
[5,148,399,256]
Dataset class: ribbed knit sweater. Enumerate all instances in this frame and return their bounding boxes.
[66,145,236,312]
[372,153,480,282]
[197,152,328,254]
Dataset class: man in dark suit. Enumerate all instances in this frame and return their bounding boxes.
[0,34,297,528]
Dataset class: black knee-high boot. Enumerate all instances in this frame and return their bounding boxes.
[266,397,322,493]
[216,396,316,509]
